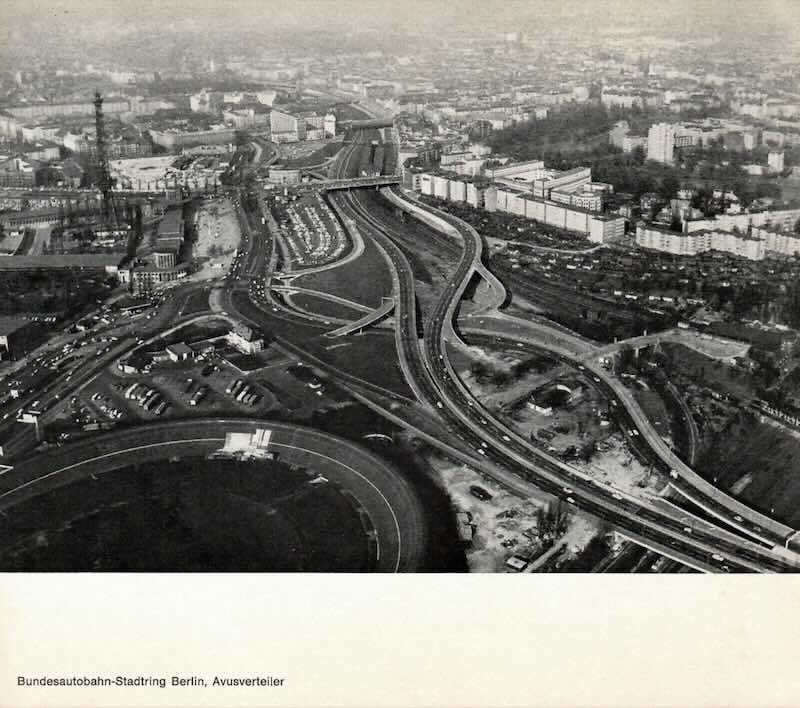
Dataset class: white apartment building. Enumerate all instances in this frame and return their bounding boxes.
[647,123,675,164]
[768,151,785,173]
[636,223,765,260]
[532,167,592,200]
[685,207,800,235]
[753,227,800,257]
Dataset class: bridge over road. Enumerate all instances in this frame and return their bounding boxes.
[321,176,400,191]
[326,297,396,337]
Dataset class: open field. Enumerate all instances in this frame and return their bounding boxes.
[633,386,674,445]
[310,331,413,398]
[289,293,366,321]
[428,454,599,572]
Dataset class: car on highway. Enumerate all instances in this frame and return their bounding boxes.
[469,486,492,501]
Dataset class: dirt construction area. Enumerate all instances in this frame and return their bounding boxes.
[427,455,599,572]
[458,342,664,502]
[190,197,242,281]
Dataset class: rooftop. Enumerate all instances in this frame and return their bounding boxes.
[0,254,121,269]
[0,316,33,335]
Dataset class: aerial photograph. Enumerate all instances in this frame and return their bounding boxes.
[1,0,799,574]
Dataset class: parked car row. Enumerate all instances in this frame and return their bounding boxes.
[225,378,261,406]
[124,383,169,416]
[90,391,123,420]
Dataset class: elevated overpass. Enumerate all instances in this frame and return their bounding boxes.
[321,176,400,191]
[326,297,396,337]
[344,118,395,129]
[380,184,798,571]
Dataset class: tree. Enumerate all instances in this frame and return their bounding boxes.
[659,173,681,201]
[617,343,636,373]
[579,440,597,462]
[630,145,646,166]
[536,500,570,542]
[786,281,800,329]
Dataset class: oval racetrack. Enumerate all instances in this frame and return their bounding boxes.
[0,418,428,572]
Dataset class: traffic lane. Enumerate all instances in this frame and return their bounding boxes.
[417,258,785,569]
[428,364,791,571]
[461,328,789,545]
[428,371,773,571]
[332,157,791,570]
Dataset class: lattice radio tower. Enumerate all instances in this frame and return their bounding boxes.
[93,91,119,230]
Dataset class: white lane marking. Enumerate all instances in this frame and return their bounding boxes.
[270,442,402,572]
[0,438,223,500]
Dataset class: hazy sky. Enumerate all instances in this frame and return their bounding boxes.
[3,0,800,43]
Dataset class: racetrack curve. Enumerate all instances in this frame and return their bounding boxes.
[0,418,428,572]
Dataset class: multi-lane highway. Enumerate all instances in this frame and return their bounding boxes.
[312,128,799,572]
[49,123,785,573]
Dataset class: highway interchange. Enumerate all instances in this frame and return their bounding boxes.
[2,118,799,573]
[293,126,800,573]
